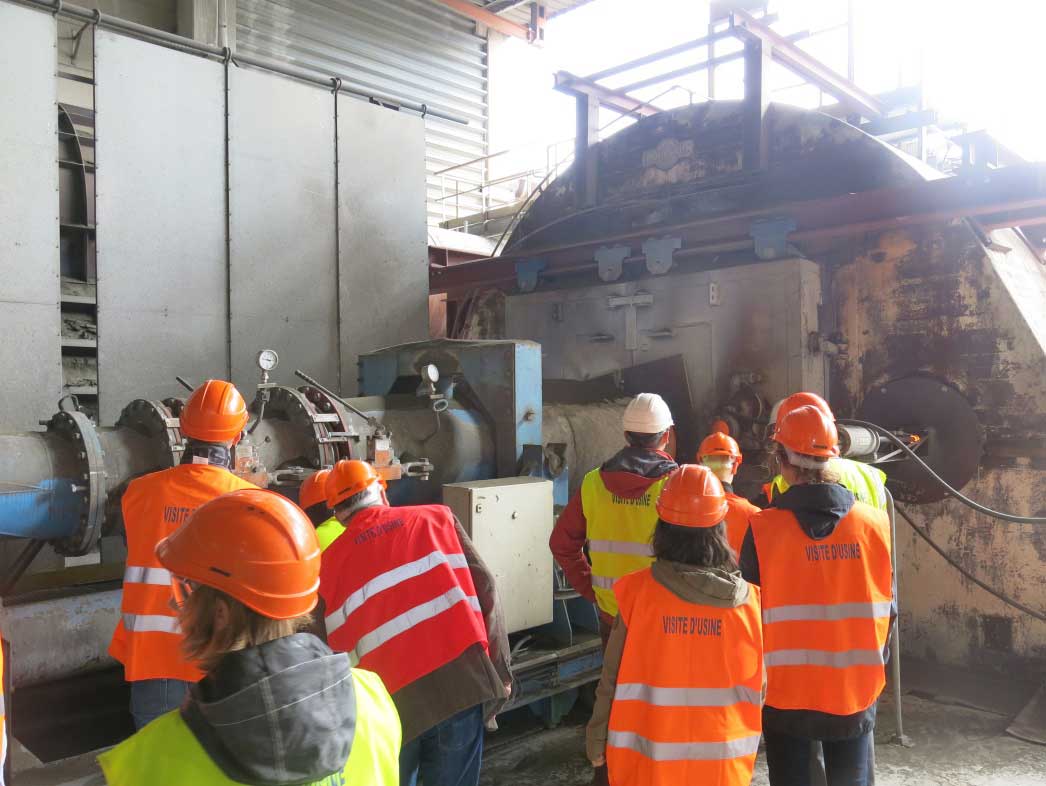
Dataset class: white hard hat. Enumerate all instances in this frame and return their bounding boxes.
[622,393,674,434]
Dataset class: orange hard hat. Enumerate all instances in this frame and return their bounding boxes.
[697,431,742,467]
[771,391,833,434]
[773,404,840,458]
[326,459,386,508]
[655,465,728,528]
[156,488,320,619]
[179,380,249,443]
[299,469,331,511]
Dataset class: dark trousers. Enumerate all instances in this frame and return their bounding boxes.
[130,678,190,730]
[765,729,874,786]
[400,704,484,786]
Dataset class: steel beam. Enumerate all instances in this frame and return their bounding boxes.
[554,71,660,118]
[429,164,1046,293]
[433,0,532,40]
[742,38,771,170]
[730,8,884,118]
[484,0,529,12]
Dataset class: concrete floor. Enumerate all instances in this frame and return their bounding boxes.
[480,693,1046,786]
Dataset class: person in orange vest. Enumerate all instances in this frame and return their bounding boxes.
[740,406,894,786]
[298,469,345,552]
[318,459,512,786]
[0,636,6,786]
[752,392,887,511]
[586,465,763,786]
[696,431,760,555]
[98,489,401,785]
[109,380,258,730]
[550,393,677,648]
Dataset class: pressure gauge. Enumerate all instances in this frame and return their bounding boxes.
[421,363,439,384]
[256,349,279,372]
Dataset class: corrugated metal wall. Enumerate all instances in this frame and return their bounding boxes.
[236,0,488,225]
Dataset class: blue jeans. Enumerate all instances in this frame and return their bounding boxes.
[130,678,190,730]
[399,705,484,786]
[765,729,874,786]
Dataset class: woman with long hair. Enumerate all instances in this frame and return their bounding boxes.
[99,488,402,786]
[587,464,764,786]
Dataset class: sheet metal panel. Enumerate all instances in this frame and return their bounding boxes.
[95,30,227,425]
[228,65,337,392]
[338,101,429,394]
[236,0,487,224]
[0,4,61,430]
[504,258,825,411]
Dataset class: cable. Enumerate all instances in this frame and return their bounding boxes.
[838,418,1046,524]
[894,505,1046,623]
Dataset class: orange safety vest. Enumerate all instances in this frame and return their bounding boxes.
[607,568,763,786]
[750,503,892,716]
[109,464,257,682]
[320,505,488,695]
[724,493,760,556]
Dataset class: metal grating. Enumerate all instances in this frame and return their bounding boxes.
[236,0,488,225]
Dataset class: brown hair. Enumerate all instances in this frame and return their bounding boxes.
[651,520,737,571]
[180,585,311,673]
[772,444,841,486]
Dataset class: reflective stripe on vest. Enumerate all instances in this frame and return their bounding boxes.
[762,600,893,624]
[607,731,762,762]
[767,458,887,510]
[325,551,470,634]
[319,504,488,694]
[122,614,180,635]
[582,469,666,617]
[97,667,401,786]
[751,504,892,715]
[355,587,482,660]
[124,566,173,586]
[607,568,763,784]
[615,683,761,707]
[109,464,256,683]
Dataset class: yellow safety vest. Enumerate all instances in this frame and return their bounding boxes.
[768,457,887,510]
[581,469,668,617]
[99,668,400,786]
[316,517,346,552]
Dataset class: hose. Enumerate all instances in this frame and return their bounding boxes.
[837,418,1046,524]
[894,505,1046,624]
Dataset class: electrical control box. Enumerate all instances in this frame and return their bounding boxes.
[443,477,554,634]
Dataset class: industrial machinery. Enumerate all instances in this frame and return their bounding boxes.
[0,338,635,761]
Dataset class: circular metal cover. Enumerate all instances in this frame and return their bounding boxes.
[46,410,106,556]
[858,375,983,504]
[257,349,279,372]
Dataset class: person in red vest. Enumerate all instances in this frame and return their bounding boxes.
[586,464,763,786]
[740,406,894,786]
[318,459,512,786]
[109,380,257,729]
[696,430,761,555]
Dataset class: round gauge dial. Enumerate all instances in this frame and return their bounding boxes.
[421,363,440,383]
[256,349,279,371]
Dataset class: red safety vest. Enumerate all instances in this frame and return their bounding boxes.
[750,503,892,716]
[320,504,488,695]
[607,568,763,786]
[109,464,256,682]
[724,493,760,556]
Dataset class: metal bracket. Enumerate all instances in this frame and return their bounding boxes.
[608,292,654,351]
[47,410,106,557]
[641,236,681,275]
[116,399,184,468]
[751,217,797,260]
[515,259,547,293]
[594,244,630,282]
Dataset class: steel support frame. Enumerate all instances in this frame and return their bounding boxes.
[554,71,660,118]
[429,163,1046,293]
[742,36,771,171]
[730,7,883,119]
